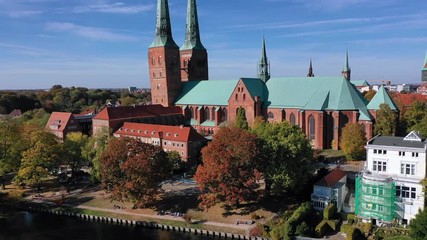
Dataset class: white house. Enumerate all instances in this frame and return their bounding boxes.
[311,168,347,212]
[356,131,427,225]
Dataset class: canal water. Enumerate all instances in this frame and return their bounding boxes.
[0,211,219,240]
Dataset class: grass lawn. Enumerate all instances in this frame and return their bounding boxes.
[319,149,344,158]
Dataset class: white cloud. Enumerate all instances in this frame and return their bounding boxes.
[5,10,43,17]
[46,22,138,41]
[73,2,154,14]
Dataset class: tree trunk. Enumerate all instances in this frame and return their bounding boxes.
[264,178,272,198]
[0,176,5,190]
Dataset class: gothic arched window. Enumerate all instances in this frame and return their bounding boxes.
[204,107,210,121]
[290,113,296,125]
[308,115,315,140]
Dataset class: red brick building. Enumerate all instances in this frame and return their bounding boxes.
[46,112,80,140]
[92,104,184,136]
[147,0,398,149]
[113,122,205,162]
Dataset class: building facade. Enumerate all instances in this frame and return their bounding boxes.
[355,131,427,224]
[113,122,205,162]
[46,112,81,140]
[92,105,184,136]
[147,0,399,149]
[311,168,348,212]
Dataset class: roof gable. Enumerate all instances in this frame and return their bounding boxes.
[315,168,346,188]
[367,85,398,111]
[404,131,423,142]
[46,112,74,132]
[241,78,267,102]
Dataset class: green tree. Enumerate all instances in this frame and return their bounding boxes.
[63,132,89,178]
[410,208,427,240]
[362,89,376,102]
[100,137,171,207]
[195,127,262,208]
[87,126,111,182]
[251,121,313,196]
[374,103,397,136]
[167,151,187,173]
[15,130,62,189]
[340,123,367,160]
[403,100,427,136]
[234,107,248,130]
[0,118,28,189]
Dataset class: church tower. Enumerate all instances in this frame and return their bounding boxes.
[307,59,314,77]
[149,0,182,107]
[342,50,351,81]
[180,0,208,81]
[257,37,270,83]
[422,51,427,82]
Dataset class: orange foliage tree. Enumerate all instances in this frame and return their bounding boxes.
[100,137,171,208]
[194,127,262,209]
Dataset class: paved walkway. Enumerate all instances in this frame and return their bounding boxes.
[74,204,252,230]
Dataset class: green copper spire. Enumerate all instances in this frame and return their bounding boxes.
[257,36,270,83]
[342,50,351,81]
[150,0,178,48]
[343,50,350,71]
[307,58,314,77]
[181,0,205,50]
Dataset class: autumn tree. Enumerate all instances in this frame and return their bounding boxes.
[251,121,313,196]
[15,130,62,189]
[234,107,249,130]
[374,103,397,136]
[100,137,171,207]
[194,127,262,208]
[340,123,367,160]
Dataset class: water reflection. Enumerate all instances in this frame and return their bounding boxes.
[1,212,218,240]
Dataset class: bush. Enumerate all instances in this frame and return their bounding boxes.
[340,223,353,234]
[324,204,336,220]
[347,213,357,222]
[348,218,354,224]
[315,220,331,237]
[295,221,310,237]
[347,227,364,240]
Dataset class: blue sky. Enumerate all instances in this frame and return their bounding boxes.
[0,0,426,89]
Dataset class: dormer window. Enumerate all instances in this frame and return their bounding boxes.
[152,131,156,135]
[174,133,178,137]
[125,128,128,132]
[145,130,148,134]
[166,132,170,137]
[138,130,142,133]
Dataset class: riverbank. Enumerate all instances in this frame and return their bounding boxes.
[16,201,267,240]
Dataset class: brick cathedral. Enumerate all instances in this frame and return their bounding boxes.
[148,0,398,150]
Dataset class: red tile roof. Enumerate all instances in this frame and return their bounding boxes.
[315,168,346,188]
[46,112,73,132]
[114,122,206,143]
[93,104,182,120]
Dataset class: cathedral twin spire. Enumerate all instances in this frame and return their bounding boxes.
[150,0,204,51]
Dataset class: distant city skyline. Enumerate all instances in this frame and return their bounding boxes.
[0,0,426,90]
